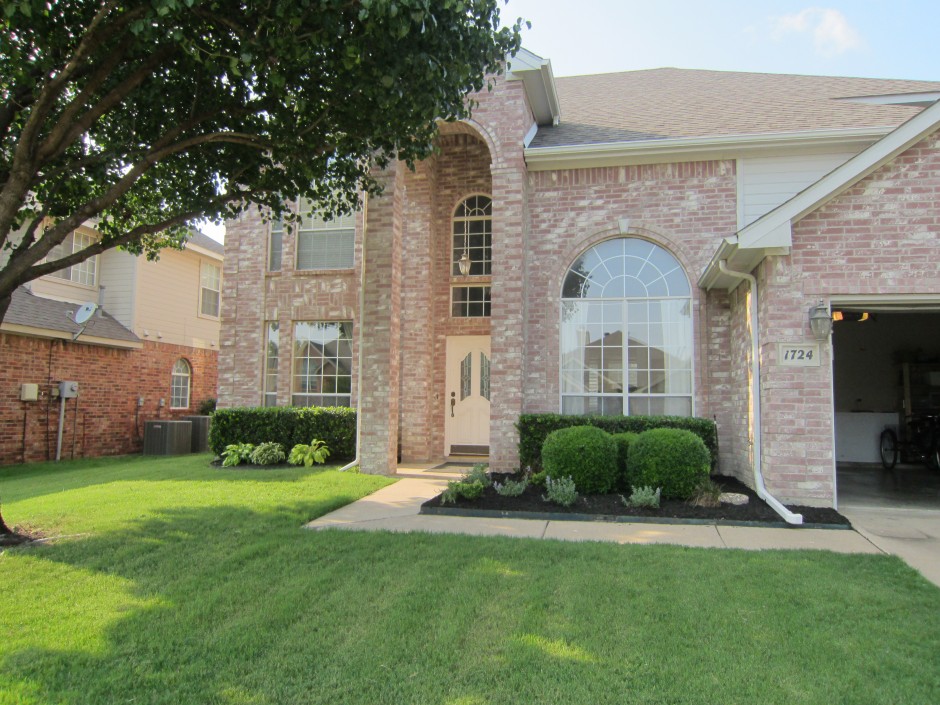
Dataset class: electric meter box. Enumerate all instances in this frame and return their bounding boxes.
[58,381,80,398]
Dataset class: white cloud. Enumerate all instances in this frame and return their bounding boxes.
[772,8,864,57]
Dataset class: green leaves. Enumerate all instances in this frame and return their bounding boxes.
[0,0,523,309]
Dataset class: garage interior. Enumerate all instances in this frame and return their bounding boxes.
[833,307,940,509]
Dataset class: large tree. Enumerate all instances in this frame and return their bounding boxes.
[0,0,524,321]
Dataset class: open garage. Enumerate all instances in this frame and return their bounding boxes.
[833,302,940,509]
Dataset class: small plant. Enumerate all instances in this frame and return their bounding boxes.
[624,486,661,509]
[288,439,331,467]
[197,397,217,415]
[493,477,528,497]
[542,475,578,507]
[440,479,485,504]
[221,442,255,467]
[529,469,548,487]
[463,463,492,487]
[250,441,285,466]
[689,478,723,507]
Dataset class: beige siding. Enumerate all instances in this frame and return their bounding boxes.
[98,248,139,328]
[30,272,99,304]
[738,149,860,228]
[134,247,221,349]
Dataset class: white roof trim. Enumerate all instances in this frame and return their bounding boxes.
[506,48,560,127]
[525,127,890,170]
[185,241,224,260]
[737,98,940,250]
[699,98,940,290]
[836,92,940,108]
[0,322,143,349]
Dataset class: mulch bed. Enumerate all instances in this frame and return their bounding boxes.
[421,473,851,529]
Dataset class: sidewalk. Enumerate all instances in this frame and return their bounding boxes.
[305,477,895,557]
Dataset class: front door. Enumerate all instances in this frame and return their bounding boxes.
[445,336,491,456]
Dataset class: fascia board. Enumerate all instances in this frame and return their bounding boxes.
[506,49,560,126]
[737,99,940,249]
[698,238,789,291]
[1,322,143,349]
[525,127,890,171]
[185,242,224,260]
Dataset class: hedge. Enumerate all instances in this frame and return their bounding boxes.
[208,407,356,459]
[628,428,711,500]
[517,413,718,470]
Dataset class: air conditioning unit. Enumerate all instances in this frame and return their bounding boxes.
[143,420,193,456]
[181,415,211,453]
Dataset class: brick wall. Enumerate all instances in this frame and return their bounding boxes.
[0,334,217,465]
[522,161,740,466]
[756,129,940,505]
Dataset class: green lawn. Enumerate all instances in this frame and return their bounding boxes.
[1,456,939,705]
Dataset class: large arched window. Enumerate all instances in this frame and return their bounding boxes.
[560,238,693,416]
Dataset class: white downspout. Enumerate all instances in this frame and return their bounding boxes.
[340,193,368,472]
[718,260,803,525]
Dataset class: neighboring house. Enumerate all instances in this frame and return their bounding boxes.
[219,49,940,508]
[0,229,223,464]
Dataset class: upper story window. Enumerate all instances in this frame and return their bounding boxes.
[48,230,97,287]
[170,358,192,409]
[560,238,693,417]
[268,219,283,272]
[200,261,221,317]
[295,198,355,270]
[452,195,491,276]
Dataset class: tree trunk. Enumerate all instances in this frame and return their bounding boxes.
[0,291,11,325]
[0,505,12,535]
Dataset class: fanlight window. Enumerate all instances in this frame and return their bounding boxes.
[560,238,693,417]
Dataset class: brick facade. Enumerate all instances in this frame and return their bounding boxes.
[217,69,940,506]
[0,335,217,465]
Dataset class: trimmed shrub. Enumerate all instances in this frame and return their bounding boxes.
[209,407,355,459]
[612,432,640,490]
[517,413,718,471]
[628,428,711,500]
[541,425,618,494]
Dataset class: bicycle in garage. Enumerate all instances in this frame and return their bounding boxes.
[879,413,940,472]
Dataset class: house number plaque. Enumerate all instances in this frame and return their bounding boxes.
[777,343,821,367]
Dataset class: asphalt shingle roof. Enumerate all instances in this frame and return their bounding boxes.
[529,68,940,149]
[185,229,225,256]
[3,286,140,344]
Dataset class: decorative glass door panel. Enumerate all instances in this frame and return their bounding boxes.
[445,336,491,456]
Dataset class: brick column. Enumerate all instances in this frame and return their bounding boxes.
[358,163,405,475]
[488,163,528,472]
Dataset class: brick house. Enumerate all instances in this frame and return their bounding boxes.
[0,230,222,464]
[219,50,940,509]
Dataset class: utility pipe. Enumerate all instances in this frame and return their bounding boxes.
[718,260,803,525]
[340,192,368,473]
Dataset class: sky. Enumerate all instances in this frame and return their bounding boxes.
[502,0,940,80]
[200,1,938,242]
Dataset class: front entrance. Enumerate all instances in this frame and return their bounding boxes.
[444,336,491,456]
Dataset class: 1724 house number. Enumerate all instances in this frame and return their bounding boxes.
[777,343,821,367]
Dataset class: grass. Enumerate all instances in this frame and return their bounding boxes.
[2,455,940,704]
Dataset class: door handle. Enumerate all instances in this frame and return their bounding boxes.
[450,392,456,417]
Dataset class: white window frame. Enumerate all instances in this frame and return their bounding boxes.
[170,358,192,409]
[49,230,98,287]
[199,260,221,318]
[295,198,356,271]
[559,237,695,418]
[291,321,354,407]
[263,321,279,407]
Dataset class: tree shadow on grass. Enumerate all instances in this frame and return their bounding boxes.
[3,504,940,704]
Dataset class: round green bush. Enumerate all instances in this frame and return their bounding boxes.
[628,429,710,500]
[541,425,618,494]
[612,432,640,490]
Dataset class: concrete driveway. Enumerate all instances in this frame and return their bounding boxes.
[841,507,940,587]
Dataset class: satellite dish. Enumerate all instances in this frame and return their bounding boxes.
[74,302,98,325]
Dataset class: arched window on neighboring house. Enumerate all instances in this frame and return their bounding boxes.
[560,238,693,416]
[170,359,192,409]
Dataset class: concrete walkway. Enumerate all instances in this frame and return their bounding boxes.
[302,478,940,585]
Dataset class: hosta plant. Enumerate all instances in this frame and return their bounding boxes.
[221,443,255,467]
[288,439,331,467]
